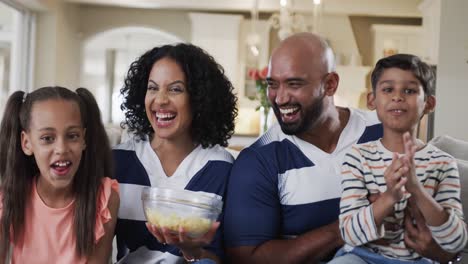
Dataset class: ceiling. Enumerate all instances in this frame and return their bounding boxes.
[19,0,424,17]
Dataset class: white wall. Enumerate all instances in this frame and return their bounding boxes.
[79,5,190,43]
[434,0,468,141]
[0,2,14,30]
[34,0,81,88]
[189,12,242,93]
[34,3,191,90]
[55,2,81,88]
[0,3,13,106]
[35,10,57,87]
[319,14,360,65]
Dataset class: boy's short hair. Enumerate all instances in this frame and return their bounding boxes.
[371,54,435,96]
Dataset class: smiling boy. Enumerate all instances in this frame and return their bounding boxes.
[331,54,467,263]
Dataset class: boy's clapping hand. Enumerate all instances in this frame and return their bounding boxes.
[383,152,408,203]
[402,132,422,194]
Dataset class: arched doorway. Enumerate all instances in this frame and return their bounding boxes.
[81,27,183,124]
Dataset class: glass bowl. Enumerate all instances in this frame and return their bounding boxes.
[141,187,223,238]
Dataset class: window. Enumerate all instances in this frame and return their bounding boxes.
[0,1,35,116]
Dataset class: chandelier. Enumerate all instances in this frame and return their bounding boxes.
[246,0,323,59]
[268,0,323,40]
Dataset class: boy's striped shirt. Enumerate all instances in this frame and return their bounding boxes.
[340,140,467,260]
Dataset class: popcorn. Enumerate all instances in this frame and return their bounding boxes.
[146,209,211,238]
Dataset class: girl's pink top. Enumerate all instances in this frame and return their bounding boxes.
[0,177,119,263]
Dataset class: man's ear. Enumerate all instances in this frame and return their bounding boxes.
[424,95,436,114]
[367,91,376,110]
[21,131,33,156]
[324,72,339,96]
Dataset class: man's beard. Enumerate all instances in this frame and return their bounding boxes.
[273,94,325,135]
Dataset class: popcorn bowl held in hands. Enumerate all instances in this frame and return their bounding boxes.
[141,187,223,238]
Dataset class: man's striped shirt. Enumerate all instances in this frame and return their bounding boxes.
[224,108,382,247]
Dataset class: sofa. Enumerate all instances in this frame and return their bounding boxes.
[104,126,468,262]
[429,135,468,259]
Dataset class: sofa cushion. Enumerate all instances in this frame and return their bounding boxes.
[105,125,123,147]
[457,159,468,255]
[430,135,468,161]
[457,159,468,220]
[430,135,468,253]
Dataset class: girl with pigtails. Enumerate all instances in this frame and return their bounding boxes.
[0,86,119,263]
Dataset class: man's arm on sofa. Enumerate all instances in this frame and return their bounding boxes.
[404,203,458,263]
[227,220,343,264]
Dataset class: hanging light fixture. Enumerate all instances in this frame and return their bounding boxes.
[268,0,323,40]
[246,0,261,57]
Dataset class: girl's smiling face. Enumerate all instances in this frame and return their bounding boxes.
[21,99,86,192]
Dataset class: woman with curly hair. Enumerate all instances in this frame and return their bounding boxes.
[113,43,238,264]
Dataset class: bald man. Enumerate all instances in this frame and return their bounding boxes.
[223,33,455,263]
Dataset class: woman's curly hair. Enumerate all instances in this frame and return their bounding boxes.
[120,43,238,148]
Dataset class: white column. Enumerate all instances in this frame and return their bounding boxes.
[188,12,243,93]
[0,51,6,117]
[10,10,35,93]
[0,51,5,91]
[418,0,441,65]
[433,0,468,141]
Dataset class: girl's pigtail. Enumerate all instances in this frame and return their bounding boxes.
[0,91,34,260]
[76,87,113,179]
[0,91,25,179]
[74,87,113,257]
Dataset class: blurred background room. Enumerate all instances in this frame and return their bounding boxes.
[0,0,467,150]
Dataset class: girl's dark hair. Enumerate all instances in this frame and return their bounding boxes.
[371,53,435,96]
[120,43,238,148]
[0,86,113,258]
